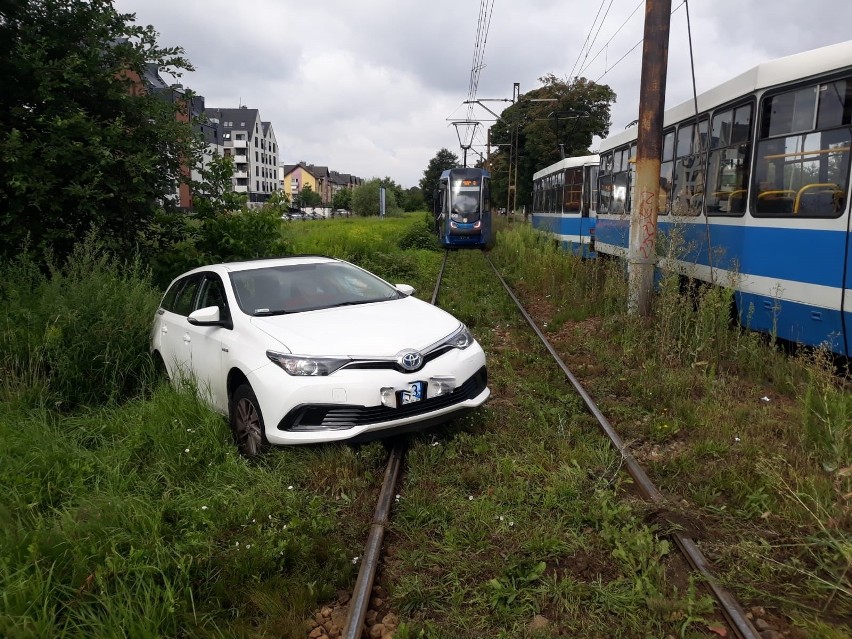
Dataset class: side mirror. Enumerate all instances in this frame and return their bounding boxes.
[188,305,230,327]
[395,284,415,296]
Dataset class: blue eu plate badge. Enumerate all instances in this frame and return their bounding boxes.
[399,381,425,405]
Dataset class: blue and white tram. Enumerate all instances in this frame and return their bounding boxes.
[532,155,600,257]
[434,167,493,249]
[594,39,852,357]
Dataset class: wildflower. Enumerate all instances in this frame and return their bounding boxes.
[201,506,208,511]
[468,495,474,501]
[352,556,360,565]
[184,448,190,453]
[288,485,293,490]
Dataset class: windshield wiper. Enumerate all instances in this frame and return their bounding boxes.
[325,298,386,309]
[253,309,292,316]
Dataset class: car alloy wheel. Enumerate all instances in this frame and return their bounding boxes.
[230,384,268,457]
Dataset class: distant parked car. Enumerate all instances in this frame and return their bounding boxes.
[151,256,489,455]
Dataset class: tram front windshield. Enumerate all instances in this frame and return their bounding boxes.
[450,178,481,221]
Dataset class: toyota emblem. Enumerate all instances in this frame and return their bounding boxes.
[399,350,423,371]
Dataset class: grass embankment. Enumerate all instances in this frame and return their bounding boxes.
[477,223,850,638]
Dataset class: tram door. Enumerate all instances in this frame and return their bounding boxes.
[434,180,447,234]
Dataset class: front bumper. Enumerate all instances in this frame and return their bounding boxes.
[250,343,489,445]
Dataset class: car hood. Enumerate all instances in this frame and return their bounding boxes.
[250,296,462,356]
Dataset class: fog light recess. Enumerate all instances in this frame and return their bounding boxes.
[428,376,456,398]
[380,387,397,408]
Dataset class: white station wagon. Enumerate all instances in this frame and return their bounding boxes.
[151,256,489,455]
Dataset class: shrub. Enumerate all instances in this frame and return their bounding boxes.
[398,215,439,251]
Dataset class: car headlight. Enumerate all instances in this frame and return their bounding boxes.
[441,325,474,350]
[266,351,350,376]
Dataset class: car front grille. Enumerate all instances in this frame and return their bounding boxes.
[279,366,487,431]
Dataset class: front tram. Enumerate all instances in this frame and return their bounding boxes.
[434,167,493,249]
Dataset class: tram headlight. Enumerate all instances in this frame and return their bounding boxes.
[473,220,481,229]
[450,221,458,229]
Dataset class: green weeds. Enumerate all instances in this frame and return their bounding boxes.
[489,223,851,636]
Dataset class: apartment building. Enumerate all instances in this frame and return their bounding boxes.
[206,106,279,205]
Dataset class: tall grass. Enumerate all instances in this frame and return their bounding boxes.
[490,223,851,629]
[0,236,162,409]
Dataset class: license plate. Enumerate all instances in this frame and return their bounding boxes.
[399,381,426,405]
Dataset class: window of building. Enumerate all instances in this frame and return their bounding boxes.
[235,133,245,140]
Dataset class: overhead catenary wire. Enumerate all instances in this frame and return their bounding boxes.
[593,0,686,83]
[465,0,496,126]
[577,0,644,78]
[568,0,610,81]
[579,0,615,76]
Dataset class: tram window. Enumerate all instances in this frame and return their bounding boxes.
[601,153,613,175]
[662,130,675,162]
[671,119,708,216]
[676,124,693,158]
[754,79,851,218]
[707,104,752,216]
[712,110,733,148]
[754,130,850,217]
[817,80,852,129]
[763,86,818,137]
[564,168,582,213]
[732,104,752,143]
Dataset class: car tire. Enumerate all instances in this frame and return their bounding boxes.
[230,384,269,457]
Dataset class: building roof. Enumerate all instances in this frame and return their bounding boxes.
[205,107,260,138]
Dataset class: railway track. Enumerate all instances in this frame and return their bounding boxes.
[336,249,760,639]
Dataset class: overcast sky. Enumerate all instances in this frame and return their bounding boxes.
[115,0,852,188]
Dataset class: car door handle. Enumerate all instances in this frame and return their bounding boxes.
[161,326,168,334]
[183,334,191,343]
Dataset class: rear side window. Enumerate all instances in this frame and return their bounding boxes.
[162,275,202,316]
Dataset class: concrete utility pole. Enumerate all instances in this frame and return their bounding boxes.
[628,0,671,315]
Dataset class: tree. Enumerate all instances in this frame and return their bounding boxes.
[489,75,616,210]
[0,0,199,262]
[192,155,247,218]
[419,148,459,212]
[332,188,352,211]
[298,184,322,207]
[351,178,400,217]
[401,186,426,212]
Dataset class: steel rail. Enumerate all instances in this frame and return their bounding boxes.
[485,255,760,639]
[342,250,450,639]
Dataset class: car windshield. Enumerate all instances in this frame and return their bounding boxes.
[230,262,404,315]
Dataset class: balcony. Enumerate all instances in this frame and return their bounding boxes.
[233,171,248,179]
[233,185,248,193]
[231,139,248,149]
